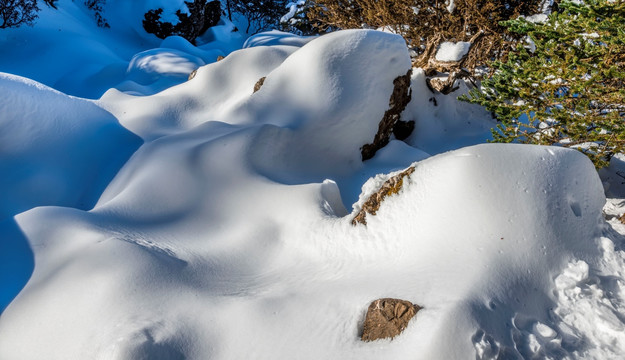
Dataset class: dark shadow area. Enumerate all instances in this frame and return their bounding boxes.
[0,218,34,314]
[599,155,625,198]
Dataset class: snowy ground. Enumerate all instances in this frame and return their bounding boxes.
[2,2,625,359]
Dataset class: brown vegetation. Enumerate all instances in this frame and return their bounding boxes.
[308,0,545,78]
[352,166,415,225]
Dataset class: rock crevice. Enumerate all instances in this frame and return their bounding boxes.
[361,69,414,161]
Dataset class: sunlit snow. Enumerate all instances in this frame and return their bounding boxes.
[1,2,625,359]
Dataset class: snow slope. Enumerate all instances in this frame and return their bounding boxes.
[0,72,142,312]
[2,6,625,360]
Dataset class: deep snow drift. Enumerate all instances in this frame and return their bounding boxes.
[2,7,625,360]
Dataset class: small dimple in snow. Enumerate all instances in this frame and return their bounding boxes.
[570,202,582,217]
[534,322,556,339]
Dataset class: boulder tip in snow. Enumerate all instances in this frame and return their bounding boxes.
[361,298,422,342]
[253,76,266,93]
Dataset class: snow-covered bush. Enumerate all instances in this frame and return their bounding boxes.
[142,0,221,44]
[0,0,39,28]
[279,0,321,35]
[228,0,289,33]
[462,0,625,168]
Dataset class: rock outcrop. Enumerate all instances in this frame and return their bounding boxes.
[361,298,422,342]
[361,70,414,161]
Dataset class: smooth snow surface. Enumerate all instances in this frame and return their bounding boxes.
[2,5,625,359]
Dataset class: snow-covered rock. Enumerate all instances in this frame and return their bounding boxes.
[435,41,471,62]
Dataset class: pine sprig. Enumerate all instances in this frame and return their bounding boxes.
[461,0,625,168]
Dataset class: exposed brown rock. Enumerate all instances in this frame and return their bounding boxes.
[425,69,472,95]
[619,213,625,224]
[217,55,225,61]
[352,166,415,226]
[253,76,266,93]
[188,69,198,81]
[361,69,414,161]
[361,298,422,342]
[417,31,484,95]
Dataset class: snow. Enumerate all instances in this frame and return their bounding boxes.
[0,0,243,99]
[435,41,471,62]
[243,29,317,48]
[446,0,456,13]
[523,14,549,24]
[281,0,306,23]
[2,3,625,359]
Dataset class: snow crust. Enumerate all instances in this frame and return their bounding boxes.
[2,5,625,359]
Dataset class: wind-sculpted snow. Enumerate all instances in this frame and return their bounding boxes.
[1,29,625,360]
[0,73,141,311]
[0,73,142,220]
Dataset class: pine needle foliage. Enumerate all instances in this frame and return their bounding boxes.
[461,0,625,168]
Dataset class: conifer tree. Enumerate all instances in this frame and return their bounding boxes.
[462,0,625,167]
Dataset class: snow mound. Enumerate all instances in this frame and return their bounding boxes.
[0,72,141,311]
[243,30,317,48]
[435,41,471,62]
[121,48,205,95]
[244,29,412,181]
[99,44,298,140]
[0,73,141,220]
[0,138,613,359]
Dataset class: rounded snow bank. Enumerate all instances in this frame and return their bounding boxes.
[352,143,606,358]
[246,29,412,180]
[0,73,142,219]
[0,73,141,312]
[243,30,317,48]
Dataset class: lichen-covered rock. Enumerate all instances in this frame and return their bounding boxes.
[361,69,413,161]
[361,298,422,342]
[352,166,415,225]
